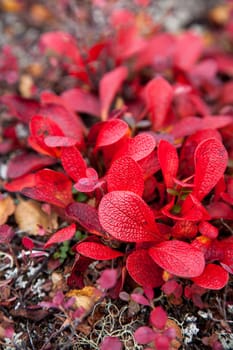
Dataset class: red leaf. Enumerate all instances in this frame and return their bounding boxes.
[107,156,144,196]
[22,169,73,208]
[22,236,34,250]
[157,140,178,188]
[61,88,101,117]
[66,202,104,236]
[61,147,86,182]
[0,224,15,244]
[44,136,78,147]
[174,31,204,71]
[137,150,160,179]
[29,115,64,157]
[136,32,175,70]
[44,223,76,248]
[179,129,222,178]
[150,306,167,330]
[76,242,123,260]
[171,115,233,139]
[5,173,36,192]
[99,191,162,242]
[39,103,84,141]
[99,66,128,120]
[172,220,198,240]
[95,119,129,150]
[74,168,101,193]
[181,194,211,221]
[40,31,83,66]
[198,221,218,239]
[134,326,156,345]
[149,240,205,278]
[100,336,122,350]
[0,95,40,123]
[192,264,229,290]
[144,76,173,130]
[97,268,118,289]
[7,153,56,179]
[131,293,150,306]
[193,138,228,201]
[113,133,156,162]
[207,201,233,220]
[126,249,163,287]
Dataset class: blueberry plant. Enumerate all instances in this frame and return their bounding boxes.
[1,4,233,349]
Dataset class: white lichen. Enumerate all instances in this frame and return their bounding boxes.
[183,316,199,344]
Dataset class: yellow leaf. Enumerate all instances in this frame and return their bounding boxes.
[15,198,58,235]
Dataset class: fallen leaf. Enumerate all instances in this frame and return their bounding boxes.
[66,286,102,313]
[19,74,34,98]
[0,195,15,225]
[165,319,183,350]
[15,198,58,235]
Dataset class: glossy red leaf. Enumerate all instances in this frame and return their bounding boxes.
[100,336,122,350]
[39,103,84,141]
[22,169,73,208]
[99,191,162,242]
[61,146,86,182]
[149,240,205,278]
[150,306,167,330]
[29,115,64,157]
[74,168,101,193]
[157,140,178,188]
[172,220,198,240]
[7,153,56,179]
[66,202,104,236]
[193,138,228,201]
[99,66,128,120]
[207,201,233,220]
[179,129,222,178]
[95,119,129,150]
[134,326,156,345]
[113,133,156,162]
[76,242,123,260]
[171,115,233,139]
[5,173,36,192]
[144,76,173,130]
[61,88,101,117]
[162,195,210,221]
[126,249,163,287]
[107,156,144,196]
[198,221,218,239]
[22,236,34,250]
[40,31,83,66]
[192,264,229,290]
[44,136,78,147]
[174,31,204,71]
[44,223,76,248]
[181,194,211,221]
[137,150,160,179]
[217,238,233,272]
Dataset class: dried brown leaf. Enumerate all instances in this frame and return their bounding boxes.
[66,286,102,313]
[0,196,15,225]
[15,198,58,235]
[166,319,183,350]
